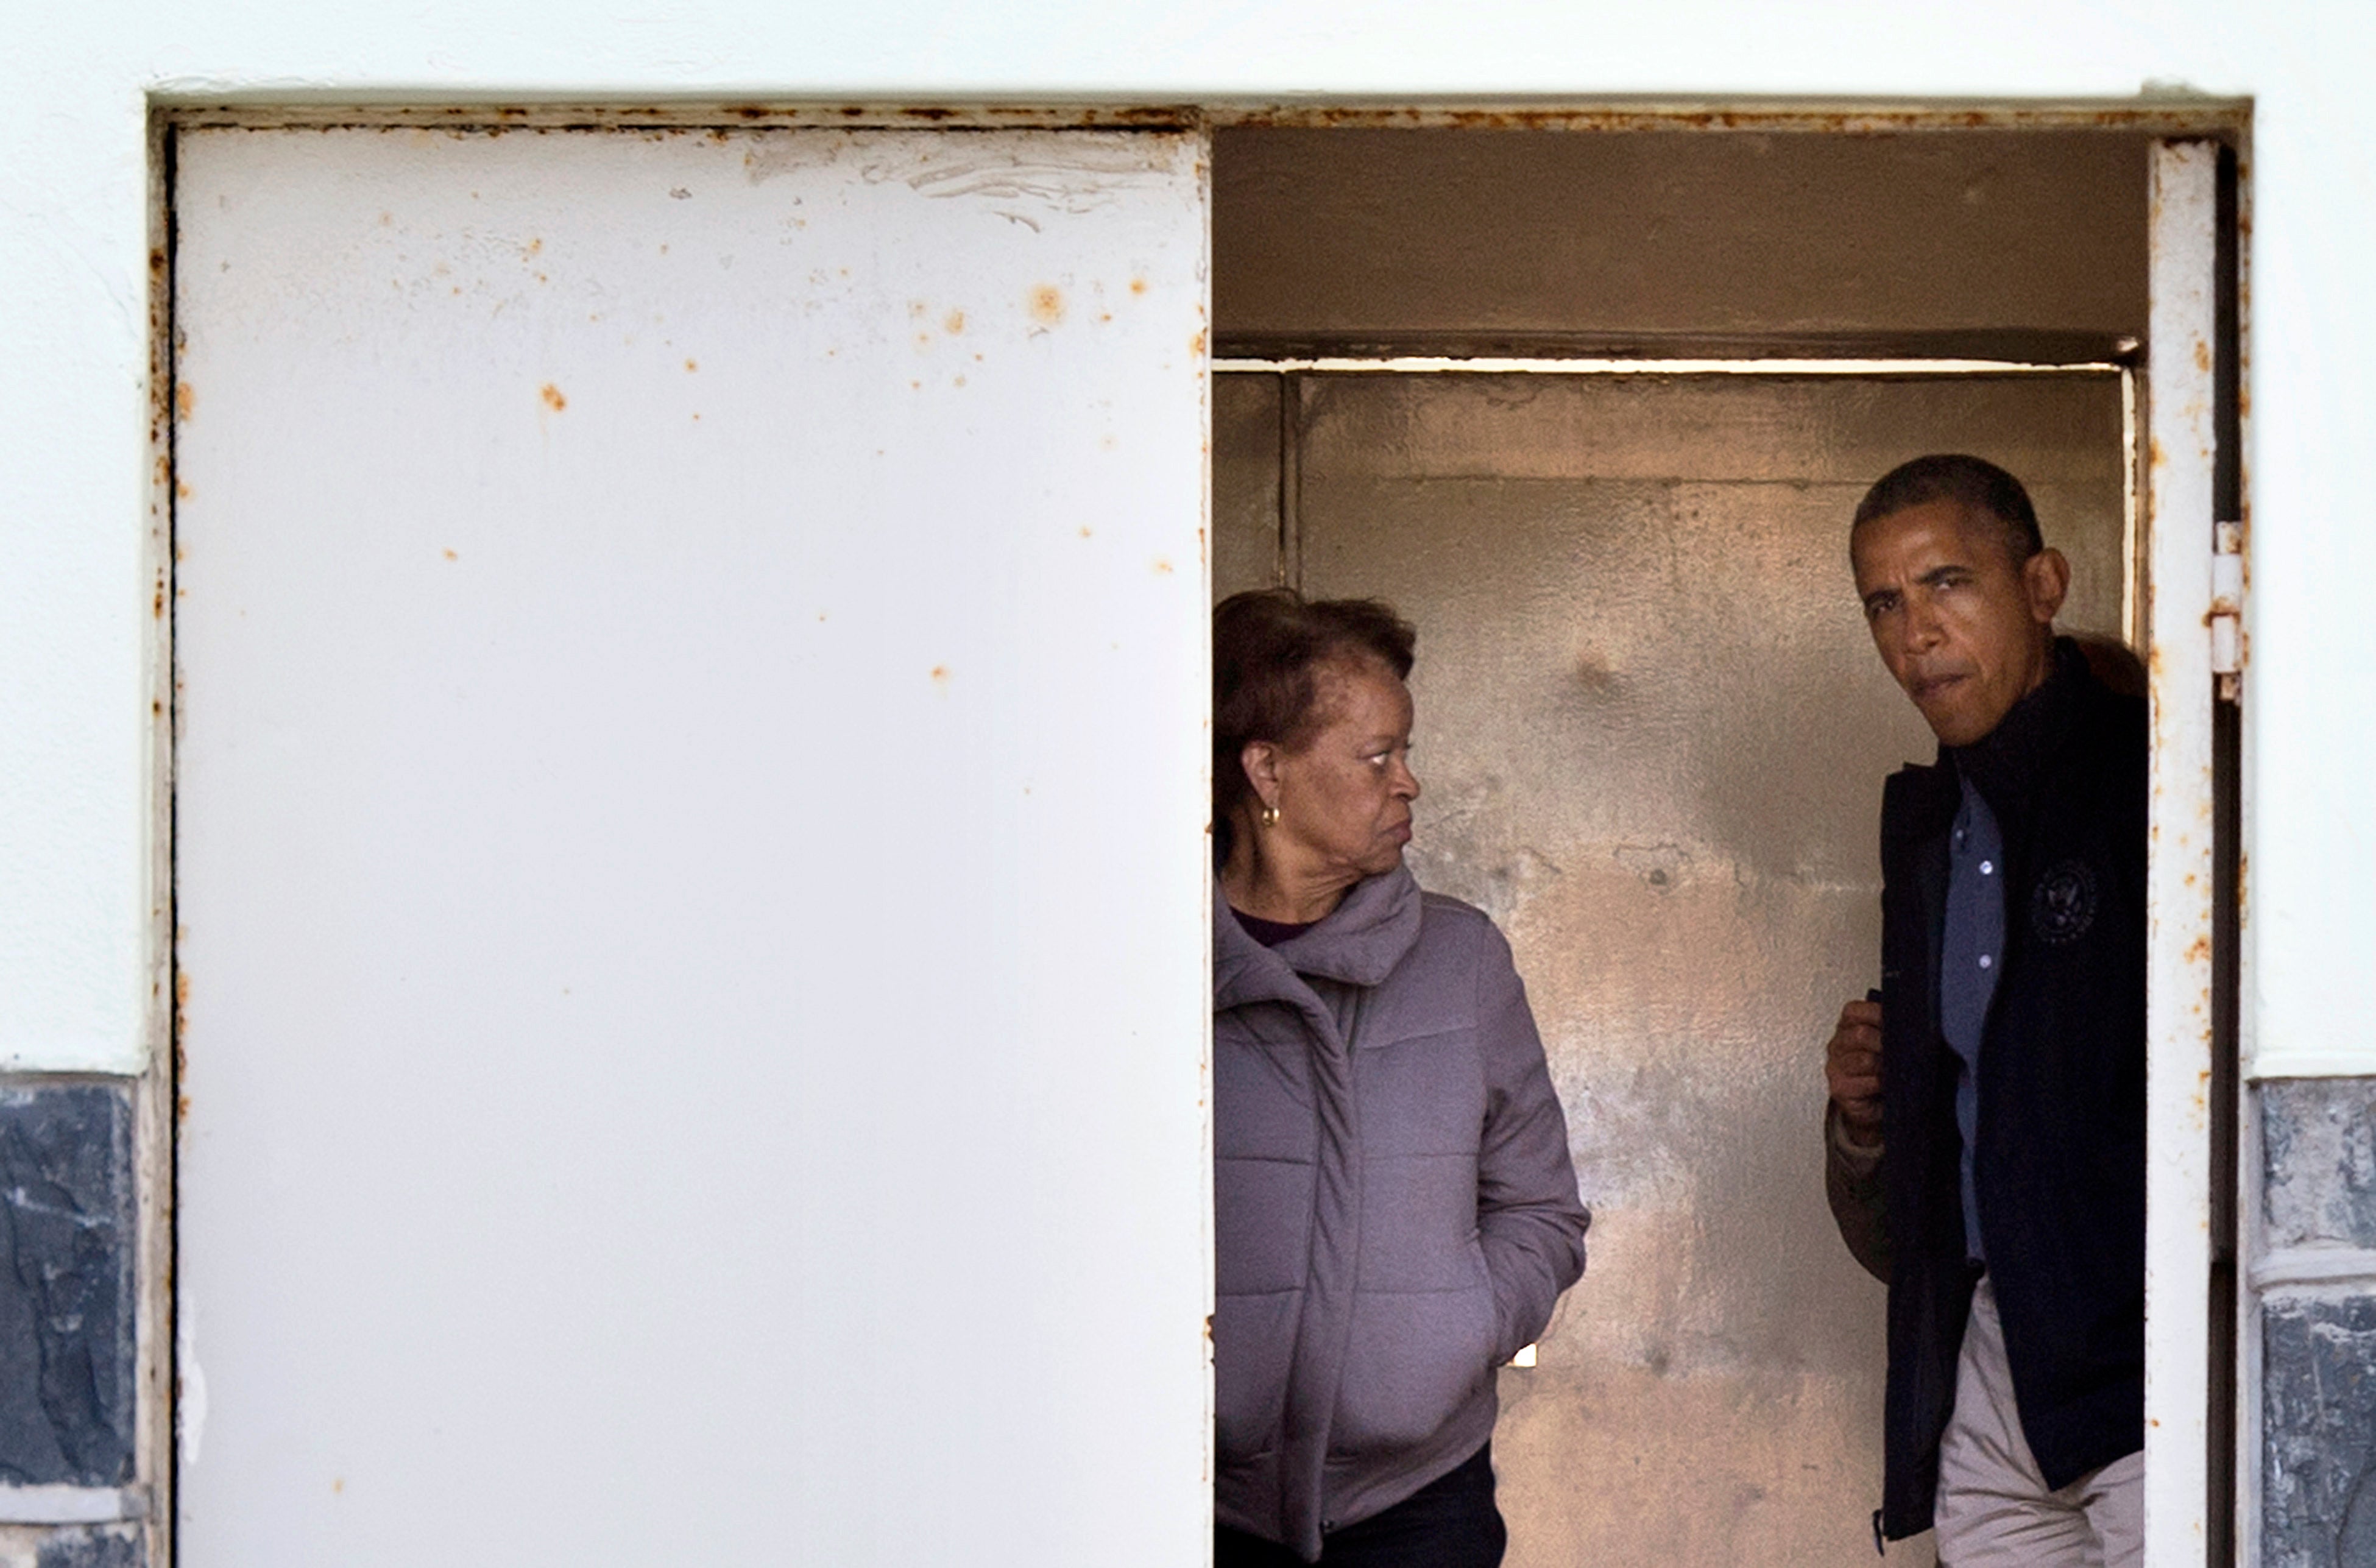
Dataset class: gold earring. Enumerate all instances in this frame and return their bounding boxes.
[1260,802,1281,828]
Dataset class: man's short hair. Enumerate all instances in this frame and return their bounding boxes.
[1852,454,2045,564]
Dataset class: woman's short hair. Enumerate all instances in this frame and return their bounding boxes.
[1212,588,1416,861]
[1852,453,2044,565]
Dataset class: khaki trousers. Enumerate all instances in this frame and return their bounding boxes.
[1932,1278,2143,1568]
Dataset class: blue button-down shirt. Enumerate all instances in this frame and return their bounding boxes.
[1939,774,2004,1264]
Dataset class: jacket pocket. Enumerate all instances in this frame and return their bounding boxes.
[1327,1259,1498,1460]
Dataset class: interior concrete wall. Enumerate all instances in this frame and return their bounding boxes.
[1215,129,2154,354]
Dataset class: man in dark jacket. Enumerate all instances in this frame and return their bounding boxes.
[1822,454,2146,1567]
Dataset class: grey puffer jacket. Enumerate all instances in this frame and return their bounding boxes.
[1213,865,1589,1561]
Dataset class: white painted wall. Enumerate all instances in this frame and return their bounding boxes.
[4,2,2371,1082]
[171,124,1210,1563]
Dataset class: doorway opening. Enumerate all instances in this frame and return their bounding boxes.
[1207,117,2238,1566]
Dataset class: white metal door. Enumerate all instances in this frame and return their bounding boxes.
[172,123,1211,1566]
[2143,136,2224,1568]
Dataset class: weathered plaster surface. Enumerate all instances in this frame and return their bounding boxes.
[2264,1294,2376,1568]
[0,1527,141,1568]
[0,1088,134,1488]
[2260,1079,2376,1567]
[31,1528,141,1568]
[2265,1079,2376,1251]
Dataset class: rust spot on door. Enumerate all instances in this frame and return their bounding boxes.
[1130,277,1148,296]
[1030,286,1065,326]
[944,310,966,336]
[175,383,196,420]
[540,384,567,411]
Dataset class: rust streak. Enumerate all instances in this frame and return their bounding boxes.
[1215,103,2241,136]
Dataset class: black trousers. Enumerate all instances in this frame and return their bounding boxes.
[1215,1444,1507,1568]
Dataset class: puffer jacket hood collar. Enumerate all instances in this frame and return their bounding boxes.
[1214,864,1425,1006]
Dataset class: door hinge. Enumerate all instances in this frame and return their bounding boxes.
[2212,521,2243,702]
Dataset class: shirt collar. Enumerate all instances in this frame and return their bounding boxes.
[1948,635,2087,819]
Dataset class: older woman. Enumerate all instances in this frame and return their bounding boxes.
[1211,588,1590,1568]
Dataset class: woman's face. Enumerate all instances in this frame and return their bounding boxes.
[1264,657,1421,882]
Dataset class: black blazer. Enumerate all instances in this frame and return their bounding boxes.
[1872,642,2148,1541]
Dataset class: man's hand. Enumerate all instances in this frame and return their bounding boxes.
[1825,998,1884,1149]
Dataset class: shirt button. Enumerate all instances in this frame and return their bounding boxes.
[1978,955,1994,970]
[1980,860,1995,875]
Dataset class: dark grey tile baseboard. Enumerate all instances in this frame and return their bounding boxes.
[0,1086,136,1489]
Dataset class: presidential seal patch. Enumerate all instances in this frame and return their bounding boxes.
[2031,858,2100,945]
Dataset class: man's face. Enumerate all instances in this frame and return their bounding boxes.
[1851,498,2069,747]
